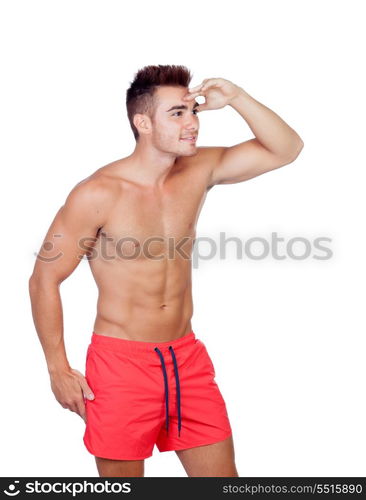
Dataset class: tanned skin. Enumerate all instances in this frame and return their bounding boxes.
[29,77,303,476]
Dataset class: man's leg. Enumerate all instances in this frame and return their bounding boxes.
[175,435,238,477]
[95,457,145,477]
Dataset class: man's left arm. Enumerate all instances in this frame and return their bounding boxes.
[183,78,304,187]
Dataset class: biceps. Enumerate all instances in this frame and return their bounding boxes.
[211,138,289,185]
[32,207,99,284]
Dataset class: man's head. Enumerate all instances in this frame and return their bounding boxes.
[126,65,200,156]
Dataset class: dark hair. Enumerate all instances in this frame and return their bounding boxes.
[126,65,193,141]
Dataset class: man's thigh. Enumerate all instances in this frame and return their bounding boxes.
[95,457,145,477]
[175,435,238,477]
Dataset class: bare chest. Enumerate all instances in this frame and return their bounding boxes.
[96,170,209,259]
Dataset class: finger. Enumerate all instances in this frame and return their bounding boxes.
[76,401,86,422]
[68,400,86,420]
[73,370,95,400]
[201,78,222,91]
[183,91,202,101]
[81,383,95,401]
[68,402,79,414]
[188,83,204,93]
[196,103,209,112]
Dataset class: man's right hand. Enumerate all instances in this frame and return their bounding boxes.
[50,368,95,423]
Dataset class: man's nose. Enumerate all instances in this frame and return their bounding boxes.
[184,116,198,131]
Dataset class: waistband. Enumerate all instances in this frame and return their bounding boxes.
[90,330,196,354]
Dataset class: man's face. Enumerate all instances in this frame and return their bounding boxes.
[149,86,200,156]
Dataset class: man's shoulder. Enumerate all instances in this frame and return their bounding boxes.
[177,147,226,186]
[182,146,226,167]
[65,162,121,212]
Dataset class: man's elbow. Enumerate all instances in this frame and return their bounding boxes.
[282,136,304,164]
[291,136,304,159]
[295,134,304,152]
[28,273,60,295]
[29,274,42,296]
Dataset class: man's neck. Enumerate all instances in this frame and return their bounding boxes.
[122,141,178,188]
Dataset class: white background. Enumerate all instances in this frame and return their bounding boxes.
[1,0,365,477]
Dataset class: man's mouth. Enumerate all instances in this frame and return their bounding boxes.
[179,136,197,143]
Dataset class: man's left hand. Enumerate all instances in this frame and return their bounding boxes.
[183,78,242,112]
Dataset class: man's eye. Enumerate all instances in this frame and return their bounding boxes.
[172,110,199,117]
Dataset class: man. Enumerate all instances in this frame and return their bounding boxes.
[29,65,303,477]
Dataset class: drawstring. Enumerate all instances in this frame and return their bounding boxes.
[154,345,182,437]
[169,346,182,437]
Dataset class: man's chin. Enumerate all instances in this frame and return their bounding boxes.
[177,144,198,156]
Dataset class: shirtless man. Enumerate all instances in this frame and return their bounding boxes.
[29,65,303,477]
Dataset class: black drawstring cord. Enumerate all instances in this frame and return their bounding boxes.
[169,346,182,437]
[154,345,182,437]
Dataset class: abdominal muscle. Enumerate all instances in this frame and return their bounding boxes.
[90,254,194,342]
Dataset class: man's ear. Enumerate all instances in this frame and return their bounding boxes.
[133,113,152,137]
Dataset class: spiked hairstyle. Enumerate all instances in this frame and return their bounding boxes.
[126,65,193,141]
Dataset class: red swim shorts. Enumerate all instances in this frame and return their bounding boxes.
[83,330,232,460]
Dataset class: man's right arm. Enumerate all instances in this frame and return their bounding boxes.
[28,178,109,419]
